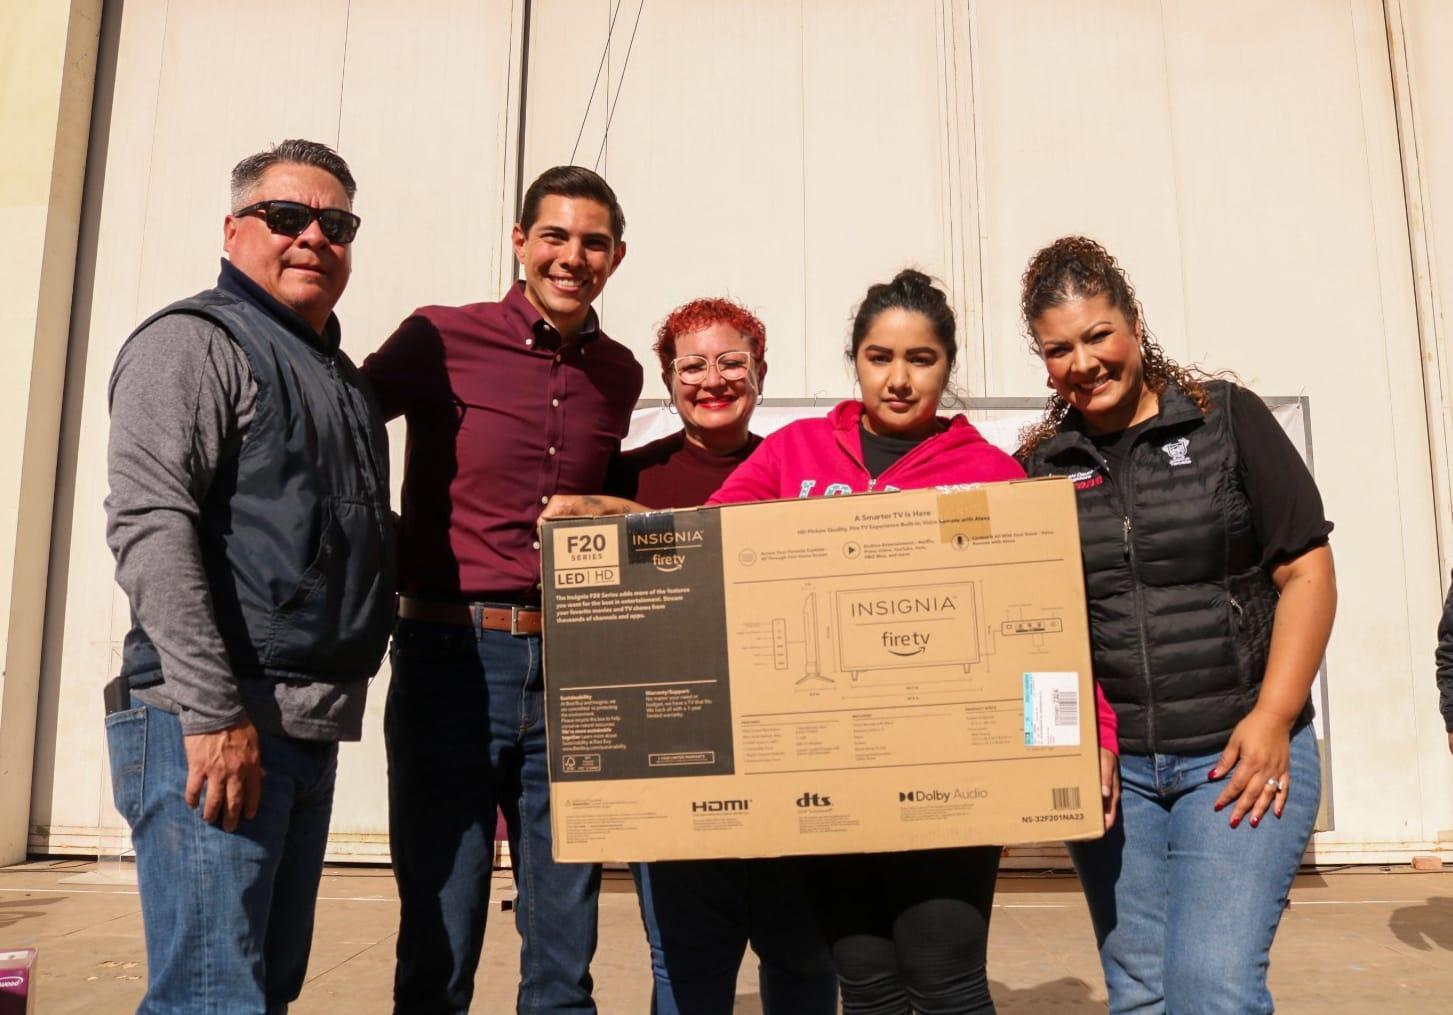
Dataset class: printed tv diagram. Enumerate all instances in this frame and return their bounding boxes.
[763,582,1066,686]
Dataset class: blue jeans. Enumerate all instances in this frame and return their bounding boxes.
[632,858,838,1015]
[386,618,600,1013]
[1068,723,1320,1014]
[105,700,338,1014]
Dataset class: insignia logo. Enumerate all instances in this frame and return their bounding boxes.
[1161,437,1192,467]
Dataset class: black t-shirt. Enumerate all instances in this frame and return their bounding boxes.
[1089,385,1332,568]
[859,423,933,478]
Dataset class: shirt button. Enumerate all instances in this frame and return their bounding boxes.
[554,355,561,363]
[548,446,557,455]
[532,540,541,550]
[526,338,534,346]
[541,496,549,504]
[552,398,560,407]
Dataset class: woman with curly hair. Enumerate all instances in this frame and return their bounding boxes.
[1017,236,1336,1014]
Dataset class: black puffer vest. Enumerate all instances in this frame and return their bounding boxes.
[1021,381,1312,754]
[120,286,395,688]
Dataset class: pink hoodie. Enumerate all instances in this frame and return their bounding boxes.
[709,400,1118,754]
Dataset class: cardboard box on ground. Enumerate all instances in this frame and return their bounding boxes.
[541,477,1104,863]
[0,949,37,1013]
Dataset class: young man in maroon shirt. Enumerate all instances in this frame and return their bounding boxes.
[361,167,641,1014]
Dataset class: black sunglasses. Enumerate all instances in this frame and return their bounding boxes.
[233,200,361,244]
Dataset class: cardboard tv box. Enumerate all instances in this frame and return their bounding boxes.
[542,477,1104,862]
[0,948,36,1014]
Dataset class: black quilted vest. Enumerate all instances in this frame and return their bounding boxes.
[1021,381,1312,754]
[119,286,395,688]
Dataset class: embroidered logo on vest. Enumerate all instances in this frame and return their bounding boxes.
[1161,437,1192,467]
[1068,467,1104,490]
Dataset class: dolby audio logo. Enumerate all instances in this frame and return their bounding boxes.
[898,787,987,803]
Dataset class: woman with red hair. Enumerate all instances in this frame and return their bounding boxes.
[542,297,837,1014]
[606,297,770,509]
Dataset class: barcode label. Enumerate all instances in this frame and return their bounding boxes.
[1052,786,1082,810]
[1053,689,1079,728]
[1022,672,1081,747]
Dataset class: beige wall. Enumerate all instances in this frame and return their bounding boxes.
[1391,0,1453,847]
[0,0,101,864]
[33,0,522,857]
[523,0,963,399]
[969,0,1451,858]
[1393,0,1453,555]
[18,0,1453,862]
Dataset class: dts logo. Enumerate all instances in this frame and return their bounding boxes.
[796,791,832,808]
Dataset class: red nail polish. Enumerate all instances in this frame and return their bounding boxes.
[1250,816,1260,828]
[1214,801,1225,812]
[1208,768,1219,779]
[1230,815,1241,828]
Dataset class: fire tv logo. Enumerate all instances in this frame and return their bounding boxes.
[846,593,963,658]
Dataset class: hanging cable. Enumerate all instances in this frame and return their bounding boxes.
[594,0,647,172]
[569,0,626,165]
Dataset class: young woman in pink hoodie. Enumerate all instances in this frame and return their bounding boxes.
[709,269,1119,1015]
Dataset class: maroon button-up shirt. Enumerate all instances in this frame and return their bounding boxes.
[362,284,642,599]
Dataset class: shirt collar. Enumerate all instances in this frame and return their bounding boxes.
[1043,382,1206,457]
[678,430,761,465]
[503,281,600,348]
[217,258,341,354]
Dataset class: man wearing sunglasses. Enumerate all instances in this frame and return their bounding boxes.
[362,166,640,1013]
[104,139,394,1012]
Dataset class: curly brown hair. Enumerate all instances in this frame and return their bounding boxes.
[1015,236,1214,456]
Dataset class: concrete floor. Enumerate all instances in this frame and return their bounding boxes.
[1,860,1449,1012]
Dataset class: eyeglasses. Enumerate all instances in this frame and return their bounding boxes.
[670,351,754,385]
[232,200,362,244]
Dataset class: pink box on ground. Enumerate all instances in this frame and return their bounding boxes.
[0,948,37,1014]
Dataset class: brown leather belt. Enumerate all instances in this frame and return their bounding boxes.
[398,596,542,636]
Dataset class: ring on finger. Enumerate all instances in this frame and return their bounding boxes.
[1264,777,1285,792]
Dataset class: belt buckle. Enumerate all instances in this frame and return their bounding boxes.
[510,604,525,637]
